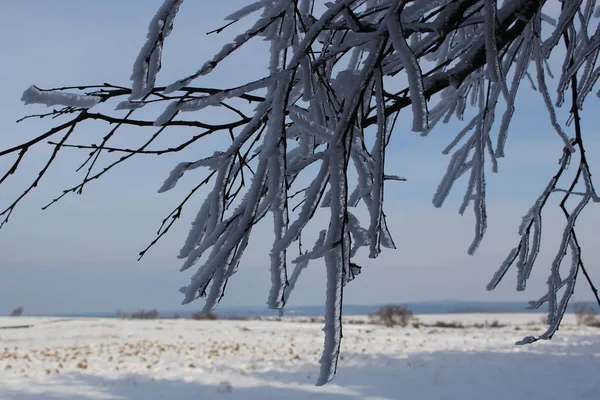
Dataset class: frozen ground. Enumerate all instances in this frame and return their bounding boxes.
[0,314,598,399]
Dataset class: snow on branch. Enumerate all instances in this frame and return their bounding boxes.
[130,0,183,100]
[21,85,101,109]
[3,0,600,386]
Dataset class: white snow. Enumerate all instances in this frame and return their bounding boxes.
[224,0,269,21]
[21,86,101,109]
[129,0,183,100]
[0,314,598,399]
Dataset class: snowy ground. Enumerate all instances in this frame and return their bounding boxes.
[0,314,598,399]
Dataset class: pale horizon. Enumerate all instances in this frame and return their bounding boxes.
[1,1,599,315]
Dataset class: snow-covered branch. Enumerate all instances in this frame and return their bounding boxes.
[1,0,599,385]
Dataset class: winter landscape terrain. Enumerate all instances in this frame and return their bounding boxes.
[0,314,598,399]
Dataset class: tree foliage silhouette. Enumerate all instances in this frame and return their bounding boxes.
[2,0,599,384]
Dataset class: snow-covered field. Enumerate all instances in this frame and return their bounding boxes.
[0,314,598,399]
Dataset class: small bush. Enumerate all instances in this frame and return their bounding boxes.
[472,320,506,329]
[347,319,366,325]
[487,319,505,328]
[573,302,598,326]
[431,320,465,329]
[587,320,600,328]
[370,305,413,327]
[10,306,24,317]
[224,315,249,321]
[130,309,159,320]
[189,312,218,320]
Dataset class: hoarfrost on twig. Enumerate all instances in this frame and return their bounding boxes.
[6,0,600,387]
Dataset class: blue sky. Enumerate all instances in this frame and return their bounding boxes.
[0,1,598,315]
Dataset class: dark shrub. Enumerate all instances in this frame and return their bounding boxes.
[573,302,598,326]
[130,309,159,320]
[370,305,413,327]
[10,306,24,317]
[189,312,218,320]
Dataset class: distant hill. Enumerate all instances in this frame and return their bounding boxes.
[15,300,600,318]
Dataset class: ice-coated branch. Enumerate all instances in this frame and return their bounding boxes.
[21,85,101,109]
[130,0,183,100]
[2,0,599,386]
[489,27,600,343]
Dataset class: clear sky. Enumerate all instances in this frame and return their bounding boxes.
[0,1,598,315]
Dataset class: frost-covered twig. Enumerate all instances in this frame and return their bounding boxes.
[1,0,599,386]
[489,24,600,344]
